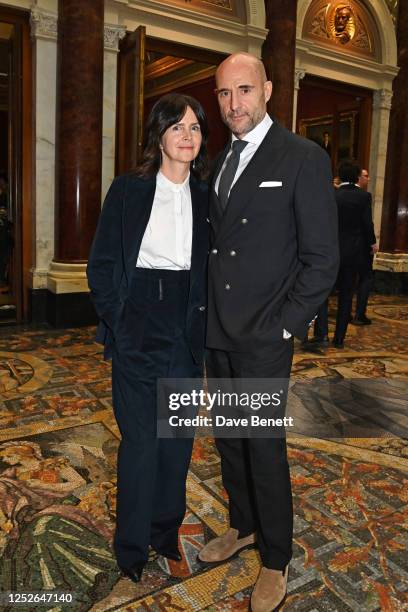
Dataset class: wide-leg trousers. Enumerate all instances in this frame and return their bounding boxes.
[206,339,294,571]
[112,268,201,568]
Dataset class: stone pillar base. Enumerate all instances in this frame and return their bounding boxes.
[373,252,408,295]
[374,252,408,273]
[30,262,97,327]
[47,262,89,293]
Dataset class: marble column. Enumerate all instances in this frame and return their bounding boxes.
[30,8,58,294]
[378,0,408,271]
[102,25,126,201]
[262,0,297,129]
[370,89,393,239]
[54,0,104,265]
[292,68,305,132]
[46,0,104,324]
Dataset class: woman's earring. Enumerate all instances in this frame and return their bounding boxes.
[192,159,196,170]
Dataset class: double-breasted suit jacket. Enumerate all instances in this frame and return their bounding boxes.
[207,121,340,351]
[87,173,209,364]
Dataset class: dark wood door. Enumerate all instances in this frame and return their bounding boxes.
[8,23,23,323]
[116,26,146,174]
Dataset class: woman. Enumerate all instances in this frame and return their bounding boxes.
[87,93,209,583]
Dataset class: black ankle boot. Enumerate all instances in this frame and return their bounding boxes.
[119,562,145,583]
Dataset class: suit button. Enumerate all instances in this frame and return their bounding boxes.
[211,248,218,254]
[241,218,248,224]
[199,306,206,311]
[230,250,236,256]
[225,283,231,290]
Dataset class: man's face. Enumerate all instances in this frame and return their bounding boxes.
[215,59,272,138]
[358,170,369,190]
[335,7,351,32]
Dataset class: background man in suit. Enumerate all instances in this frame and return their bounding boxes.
[351,168,378,325]
[333,160,375,347]
[198,52,339,611]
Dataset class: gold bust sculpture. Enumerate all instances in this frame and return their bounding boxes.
[327,3,356,45]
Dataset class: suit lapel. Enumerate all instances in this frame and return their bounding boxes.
[212,122,287,244]
[190,175,208,289]
[123,176,156,284]
[210,145,230,225]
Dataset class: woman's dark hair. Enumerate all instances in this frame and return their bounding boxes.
[338,159,361,184]
[134,92,209,181]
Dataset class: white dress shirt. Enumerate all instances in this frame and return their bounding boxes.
[215,113,273,196]
[136,171,192,270]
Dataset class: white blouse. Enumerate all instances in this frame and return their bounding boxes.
[136,171,193,270]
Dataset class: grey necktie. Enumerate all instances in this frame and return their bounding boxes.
[218,139,248,211]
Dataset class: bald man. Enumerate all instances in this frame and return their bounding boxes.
[199,53,339,611]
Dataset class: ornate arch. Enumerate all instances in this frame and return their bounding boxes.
[297,0,397,65]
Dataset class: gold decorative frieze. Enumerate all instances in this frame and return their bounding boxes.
[303,1,380,60]
[384,0,398,26]
[161,0,245,23]
[202,0,232,8]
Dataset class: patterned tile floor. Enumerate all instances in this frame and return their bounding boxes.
[0,295,407,611]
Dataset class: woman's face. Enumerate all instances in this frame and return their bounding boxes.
[160,106,202,167]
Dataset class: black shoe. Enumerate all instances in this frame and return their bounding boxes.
[332,339,344,349]
[119,563,145,583]
[352,315,371,325]
[300,342,323,354]
[155,546,182,562]
[309,335,329,346]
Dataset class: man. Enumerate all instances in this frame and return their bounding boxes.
[333,160,375,348]
[198,52,339,611]
[351,168,378,325]
[301,299,330,350]
[321,130,331,157]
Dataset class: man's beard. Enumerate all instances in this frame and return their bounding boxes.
[222,110,262,137]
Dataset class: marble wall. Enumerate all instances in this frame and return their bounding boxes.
[31,7,57,290]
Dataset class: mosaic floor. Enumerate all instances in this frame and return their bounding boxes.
[0,295,407,611]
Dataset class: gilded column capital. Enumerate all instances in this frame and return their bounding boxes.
[104,24,127,52]
[30,8,58,41]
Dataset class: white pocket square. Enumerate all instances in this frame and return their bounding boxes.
[259,181,283,188]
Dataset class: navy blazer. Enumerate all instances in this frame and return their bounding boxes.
[87,172,209,363]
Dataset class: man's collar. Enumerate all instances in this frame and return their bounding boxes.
[231,113,272,146]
